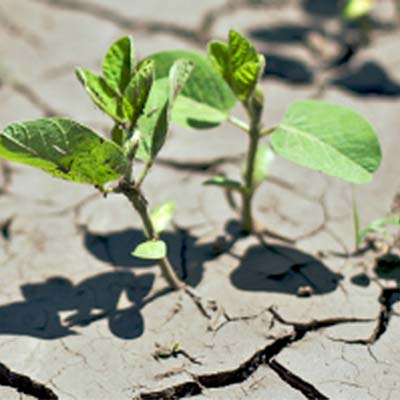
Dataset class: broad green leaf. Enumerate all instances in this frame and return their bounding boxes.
[270,100,381,184]
[151,200,176,233]
[343,0,375,19]
[0,118,127,185]
[252,144,275,188]
[204,176,243,192]
[123,60,155,126]
[144,50,236,128]
[137,60,193,161]
[172,96,229,128]
[132,240,167,260]
[76,68,124,123]
[103,36,134,93]
[358,216,400,246]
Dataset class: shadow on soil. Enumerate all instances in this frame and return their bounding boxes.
[84,220,251,286]
[0,222,342,340]
[261,53,314,85]
[0,272,161,340]
[85,220,342,296]
[302,0,341,18]
[332,61,400,97]
[230,242,343,295]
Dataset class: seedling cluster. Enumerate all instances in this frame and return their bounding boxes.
[0,31,384,290]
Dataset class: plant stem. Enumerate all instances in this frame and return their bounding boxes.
[118,179,185,290]
[227,115,250,132]
[260,126,277,136]
[241,123,260,233]
[136,161,152,188]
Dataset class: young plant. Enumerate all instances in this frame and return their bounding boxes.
[0,36,194,290]
[142,30,382,235]
[352,188,400,250]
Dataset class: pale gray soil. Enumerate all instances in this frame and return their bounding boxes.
[0,1,399,399]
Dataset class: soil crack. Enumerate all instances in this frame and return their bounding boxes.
[268,359,329,400]
[331,287,400,346]
[0,361,58,399]
[136,308,371,399]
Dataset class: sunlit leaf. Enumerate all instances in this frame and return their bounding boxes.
[123,60,155,126]
[103,36,135,93]
[137,59,193,161]
[208,41,230,81]
[132,240,167,260]
[270,100,381,184]
[144,50,236,128]
[228,30,259,71]
[151,200,176,233]
[0,118,127,185]
[208,30,264,102]
[76,68,124,123]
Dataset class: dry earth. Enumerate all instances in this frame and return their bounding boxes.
[0,0,399,399]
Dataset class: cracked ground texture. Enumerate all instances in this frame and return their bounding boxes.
[0,0,399,399]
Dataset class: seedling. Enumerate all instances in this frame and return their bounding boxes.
[0,32,383,290]
[0,36,193,290]
[146,30,382,234]
[352,188,400,251]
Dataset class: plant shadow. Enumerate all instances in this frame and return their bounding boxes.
[302,0,341,18]
[332,61,400,97]
[83,221,245,287]
[0,271,160,340]
[261,53,314,85]
[250,24,311,44]
[231,243,343,295]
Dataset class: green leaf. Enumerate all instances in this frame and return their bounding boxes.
[168,59,195,107]
[358,216,400,245]
[144,50,236,128]
[208,30,264,102]
[111,124,126,146]
[228,31,263,101]
[103,36,134,93]
[132,240,167,260]
[151,200,176,233]
[204,176,243,192]
[0,118,127,185]
[136,78,169,162]
[208,41,230,81]
[76,68,124,123]
[123,60,155,126]
[232,60,263,102]
[252,144,275,188]
[137,59,193,161]
[228,30,259,71]
[343,0,375,19]
[270,100,382,184]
